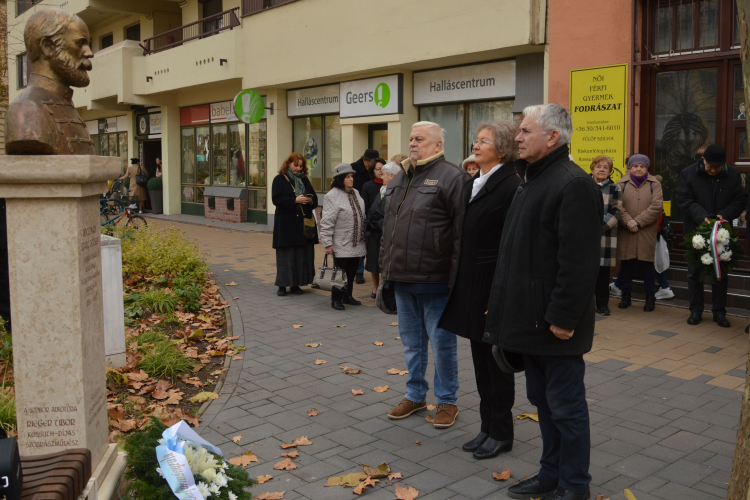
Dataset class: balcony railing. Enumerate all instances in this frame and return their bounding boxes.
[141,8,240,56]
[242,0,298,17]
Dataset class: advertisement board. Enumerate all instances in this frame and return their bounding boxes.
[287,84,340,117]
[569,64,628,181]
[339,74,403,118]
[413,60,516,105]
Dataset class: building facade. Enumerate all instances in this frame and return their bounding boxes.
[8,0,547,225]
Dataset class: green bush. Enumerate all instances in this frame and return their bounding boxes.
[147,176,163,191]
[129,290,179,315]
[123,417,256,500]
[136,330,194,381]
[119,226,209,279]
[173,273,202,313]
[0,390,16,435]
[0,319,11,366]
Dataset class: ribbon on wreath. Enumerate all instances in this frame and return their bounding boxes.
[709,220,723,281]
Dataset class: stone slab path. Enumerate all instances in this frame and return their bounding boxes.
[154,218,747,500]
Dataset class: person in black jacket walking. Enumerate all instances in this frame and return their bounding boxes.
[350,149,379,283]
[485,104,602,500]
[439,121,520,460]
[675,145,748,327]
[271,153,319,296]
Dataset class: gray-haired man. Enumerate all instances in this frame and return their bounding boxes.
[484,104,602,500]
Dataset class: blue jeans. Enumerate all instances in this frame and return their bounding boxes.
[525,354,591,494]
[357,256,365,275]
[656,271,669,289]
[394,284,458,405]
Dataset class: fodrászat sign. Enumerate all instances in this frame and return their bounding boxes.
[287,84,340,117]
[569,64,628,182]
[340,74,403,118]
[413,61,515,105]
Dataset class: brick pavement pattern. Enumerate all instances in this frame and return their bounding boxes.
[156,219,746,500]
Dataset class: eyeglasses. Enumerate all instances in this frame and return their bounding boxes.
[472,139,493,148]
[374,167,383,171]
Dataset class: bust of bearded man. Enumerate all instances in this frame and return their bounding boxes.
[5,8,95,155]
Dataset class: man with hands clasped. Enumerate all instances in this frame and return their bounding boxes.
[483,104,602,500]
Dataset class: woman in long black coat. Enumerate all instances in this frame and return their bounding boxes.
[439,121,520,460]
[272,152,319,296]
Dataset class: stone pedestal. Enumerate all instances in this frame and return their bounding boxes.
[101,234,125,368]
[0,155,121,469]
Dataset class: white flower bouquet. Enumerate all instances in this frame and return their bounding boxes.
[682,219,742,281]
[123,417,256,500]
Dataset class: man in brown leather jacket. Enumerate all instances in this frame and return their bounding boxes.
[380,121,467,428]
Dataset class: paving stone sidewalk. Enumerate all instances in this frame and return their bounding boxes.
[159,220,746,500]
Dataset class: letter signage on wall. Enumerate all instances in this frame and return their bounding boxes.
[569,64,628,182]
[413,61,516,105]
[210,101,237,123]
[340,74,403,119]
[137,111,161,138]
[287,84,340,117]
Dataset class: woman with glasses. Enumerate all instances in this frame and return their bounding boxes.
[439,122,519,460]
[590,155,622,316]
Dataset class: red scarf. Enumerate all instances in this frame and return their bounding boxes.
[373,178,383,185]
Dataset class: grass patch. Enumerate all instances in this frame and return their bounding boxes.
[136,330,194,381]
[0,390,16,435]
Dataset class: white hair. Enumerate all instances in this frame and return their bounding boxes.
[382,161,402,176]
[523,103,572,146]
[411,121,446,143]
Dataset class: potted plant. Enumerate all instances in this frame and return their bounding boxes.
[147,177,163,215]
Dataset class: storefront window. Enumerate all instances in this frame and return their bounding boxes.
[420,105,464,166]
[294,117,323,191]
[212,125,228,185]
[325,116,342,191]
[118,133,128,175]
[468,101,514,151]
[182,128,196,183]
[196,127,210,185]
[247,121,267,187]
[248,189,267,211]
[91,134,100,155]
[229,124,245,186]
[654,67,717,222]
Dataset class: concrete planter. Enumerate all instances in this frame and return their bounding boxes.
[149,189,163,214]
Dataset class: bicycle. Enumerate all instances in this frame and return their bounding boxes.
[100,195,148,231]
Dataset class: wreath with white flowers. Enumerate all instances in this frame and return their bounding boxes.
[680,219,743,281]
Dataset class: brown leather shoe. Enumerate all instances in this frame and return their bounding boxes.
[387,398,426,419]
[433,403,459,428]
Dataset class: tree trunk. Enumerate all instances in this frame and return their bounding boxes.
[728,5,750,498]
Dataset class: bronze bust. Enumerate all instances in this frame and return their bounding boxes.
[5,9,95,155]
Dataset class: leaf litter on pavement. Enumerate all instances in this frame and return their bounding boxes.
[256,475,273,484]
[492,468,511,481]
[387,368,408,376]
[228,451,258,467]
[516,412,539,422]
[255,493,285,500]
[280,436,312,448]
[326,462,408,495]
[395,484,420,499]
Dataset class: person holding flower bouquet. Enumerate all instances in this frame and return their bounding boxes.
[675,144,747,327]
[616,155,663,312]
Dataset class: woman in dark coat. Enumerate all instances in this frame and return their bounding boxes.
[271,152,319,296]
[360,158,385,214]
[439,121,520,460]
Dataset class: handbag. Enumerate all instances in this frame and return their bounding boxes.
[660,215,675,243]
[312,255,347,291]
[302,210,317,240]
[654,236,670,274]
[135,165,149,188]
[375,280,397,315]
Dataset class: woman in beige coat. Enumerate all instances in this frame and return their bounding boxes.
[616,154,663,312]
[119,158,148,213]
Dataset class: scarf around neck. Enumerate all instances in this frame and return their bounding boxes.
[288,171,305,196]
[630,172,648,188]
[344,189,365,246]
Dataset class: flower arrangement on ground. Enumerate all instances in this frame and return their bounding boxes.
[123,417,256,500]
[681,219,742,281]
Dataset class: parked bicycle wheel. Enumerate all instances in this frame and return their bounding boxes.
[126,215,148,229]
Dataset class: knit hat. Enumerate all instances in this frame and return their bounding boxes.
[461,154,477,169]
[627,154,650,169]
[703,144,726,165]
[363,149,379,160]
[332,163,356,178]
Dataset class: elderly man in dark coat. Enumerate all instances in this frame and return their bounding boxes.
[675,144,747,327]
[485,104,602,500]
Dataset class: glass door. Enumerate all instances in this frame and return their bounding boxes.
[368,124,388,161]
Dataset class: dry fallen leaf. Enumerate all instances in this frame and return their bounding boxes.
[362,462,391,478]
[388,473,403,481]
[374,385,389,393]
[305,342,321,348]
[226,282,238,286]
[389,322,398,326]
[426,405,436,411]
[351,388,364,396]
[394,337,400,340]
[273,458,297,470]
[232,434,242,444]
[595,494,611,500]
[307,408,318,417]
[281,436,312,448]
[340,366,362,375]
[353,477,379,495]
[425,415,435,423]
[623,491,637,500]
[228,452,258,467]
[256,492,285,500]
[281,450,299,458]
[256,475,273,484]
[233,356,243,360]
[516,412,539,422]
[233,296,239,300]
[335,325,346,328]
[493,468,511,481]
[293,324,303,329]
[314,359,327,365]
[374,341,384,346]
[189,392,219,403]
[387,368,409,376]
[325,472,368,487]
[415,441,421,446]
[394,484,420,500]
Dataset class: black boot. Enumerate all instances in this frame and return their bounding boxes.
[643,293,656,312]
[343,294,361,306]
[472,437,513,460]
[277,286,286,296]
[331,285,345,310]
[290,286,304,295]
[618,292,631,309]
[687,311,702,325]
[461,431,488,452]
